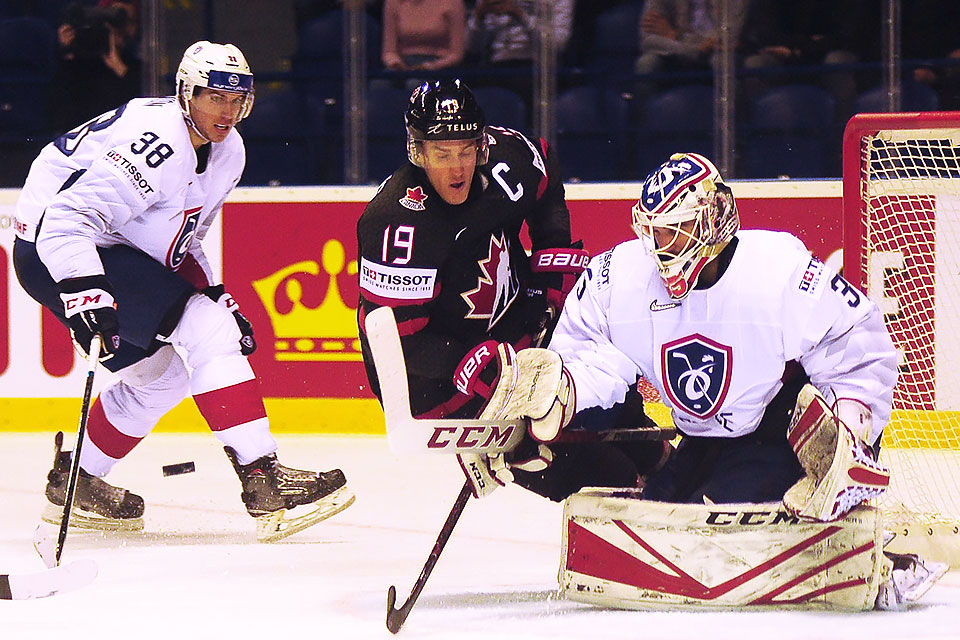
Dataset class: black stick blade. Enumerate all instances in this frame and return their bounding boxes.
[386,584,410,634]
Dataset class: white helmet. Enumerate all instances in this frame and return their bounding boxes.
[176,41,255,127]
[631,153,739,300]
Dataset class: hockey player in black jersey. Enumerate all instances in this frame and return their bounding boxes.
[357,79,667,501]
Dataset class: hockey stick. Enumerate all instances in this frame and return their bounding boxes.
[386,480,472,634]
[0,559,98,600]
[365,306,675,453]
[365,306,527,455]
[34,334,102,569]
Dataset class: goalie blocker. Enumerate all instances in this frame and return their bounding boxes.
[560,488,946,610]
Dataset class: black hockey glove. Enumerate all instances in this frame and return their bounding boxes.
[524,244,589,345]
[57,275,121,359]
[202,284,256,356]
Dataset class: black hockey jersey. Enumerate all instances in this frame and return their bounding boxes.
[357,126,572,417]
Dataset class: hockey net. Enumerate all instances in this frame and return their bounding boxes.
[843,111,960,566]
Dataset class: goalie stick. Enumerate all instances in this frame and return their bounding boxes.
[34,335,102,570]
[364,307,675,453]
[0,560,98,600]
[368,307,675,632]
[386,480,472,634]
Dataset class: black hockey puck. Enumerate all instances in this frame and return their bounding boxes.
[162,461,196,477]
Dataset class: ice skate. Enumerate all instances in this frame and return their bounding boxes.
[875,552,949,610]
[42,433,144,532]
[225,447,354,542]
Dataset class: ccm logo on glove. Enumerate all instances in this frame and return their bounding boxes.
[63,290,112,312]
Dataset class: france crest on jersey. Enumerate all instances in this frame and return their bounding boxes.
[661,334,733,419]
[640,153,712,214]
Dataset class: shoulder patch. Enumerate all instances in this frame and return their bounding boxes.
[103,148,156,200]
[797,256,826,297]
[399,186,428,211]
[594,250,614,292]
[359,257,438,303]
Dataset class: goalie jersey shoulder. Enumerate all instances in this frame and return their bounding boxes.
[575,239,661,304]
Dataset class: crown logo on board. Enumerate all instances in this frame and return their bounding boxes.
[252,239,361,362]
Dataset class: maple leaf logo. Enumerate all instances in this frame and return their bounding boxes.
[399,186,428,211]
[461,232,520,329]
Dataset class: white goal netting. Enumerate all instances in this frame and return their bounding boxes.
[844,112,960,564]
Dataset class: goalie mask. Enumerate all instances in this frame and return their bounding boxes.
[632,153,739,300]
[404,79,488,168]
[176,41,255,138]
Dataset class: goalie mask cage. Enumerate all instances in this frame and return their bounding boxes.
[843,111,960,566]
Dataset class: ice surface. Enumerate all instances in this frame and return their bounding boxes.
[0,433,956,639]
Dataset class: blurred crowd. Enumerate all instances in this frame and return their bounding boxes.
[1,0,959,185]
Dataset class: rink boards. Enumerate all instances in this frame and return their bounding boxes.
[0,181,845,434]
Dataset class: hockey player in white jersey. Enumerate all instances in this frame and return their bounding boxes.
[12,41,353,542]
[470,152,946,608]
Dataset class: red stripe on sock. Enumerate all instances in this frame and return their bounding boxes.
[193,379,267,432]
[86,398,143,459]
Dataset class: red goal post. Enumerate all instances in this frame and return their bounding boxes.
[843,111,960,566]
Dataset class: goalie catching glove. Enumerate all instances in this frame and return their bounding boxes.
[453,342,574,498]
[783,384,890,522]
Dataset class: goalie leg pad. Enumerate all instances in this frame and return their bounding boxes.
[783,384,890,522]
[560,489,886,610]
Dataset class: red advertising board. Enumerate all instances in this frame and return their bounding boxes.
[222,192,842,399]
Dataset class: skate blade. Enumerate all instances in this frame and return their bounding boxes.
[42,503,144,532]
[902,561,949,603]
[254,485,355,543]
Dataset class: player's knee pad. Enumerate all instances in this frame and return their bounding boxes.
[168,293,245,367]
[103,347,189,422]
[560,489,886,610]
[117,344,178,387]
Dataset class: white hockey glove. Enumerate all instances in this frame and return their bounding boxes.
[783,385,890,522]
[454,344,569,498]
[480,346,576,443]
[202,284,256,356]
[457,436,555,499]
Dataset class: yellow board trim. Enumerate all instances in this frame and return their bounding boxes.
[1,399,958,449]
[0,398,387,434]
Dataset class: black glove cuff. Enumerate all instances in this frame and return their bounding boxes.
[201,284,226,300]
[56,274,114,295]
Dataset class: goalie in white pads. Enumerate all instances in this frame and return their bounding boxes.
[13,41,353,542]
[479,153,946,609]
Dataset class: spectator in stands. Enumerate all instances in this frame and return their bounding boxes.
[635,0,748,80]
[902,0,960,110]
[381,0,466,72]
[565,0,634,68]
[49,1,141,133]
[739,0,877,118]
[293,0,383,28]
[466,0,573,107]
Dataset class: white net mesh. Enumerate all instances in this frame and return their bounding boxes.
[852,117,960,559]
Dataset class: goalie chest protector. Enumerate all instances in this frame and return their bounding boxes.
[559,488,886,610]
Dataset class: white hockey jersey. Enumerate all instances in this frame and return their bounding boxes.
[15,97,244,284]
[549,230,897,444]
